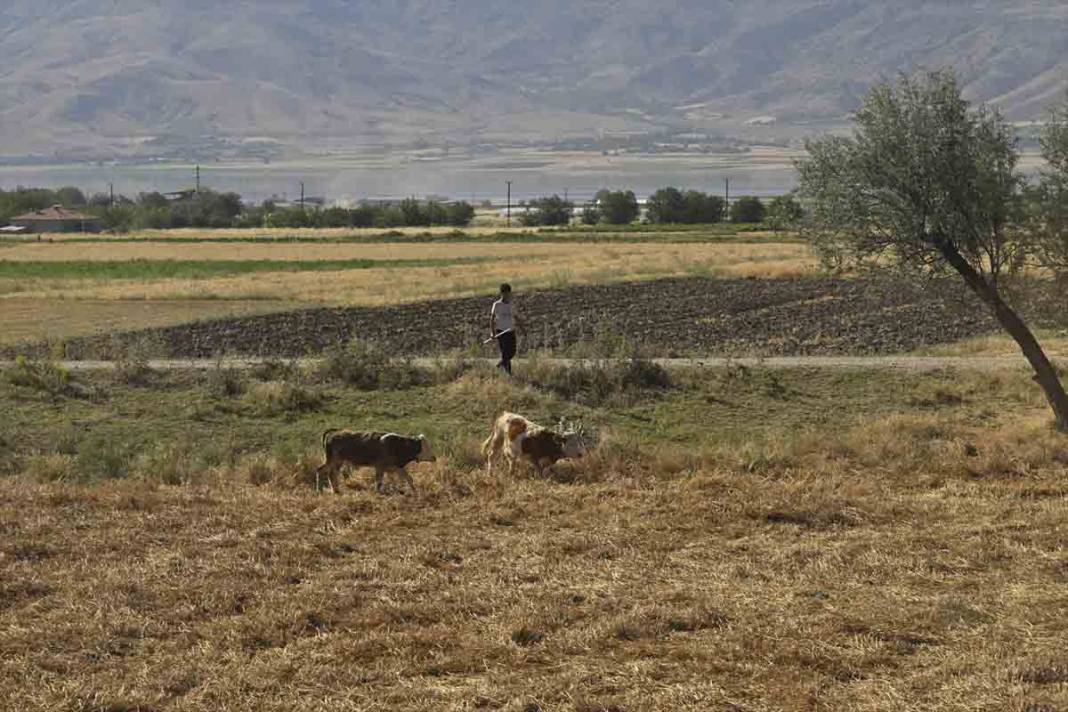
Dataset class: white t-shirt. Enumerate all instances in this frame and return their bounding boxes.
[491,299,516,332]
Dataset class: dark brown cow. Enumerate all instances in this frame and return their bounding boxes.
[316,430,434,494]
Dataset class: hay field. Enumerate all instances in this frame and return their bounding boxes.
[0,238,815,345]
[2,359,1067,710]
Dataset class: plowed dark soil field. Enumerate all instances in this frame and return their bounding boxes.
[31,276,1064,360]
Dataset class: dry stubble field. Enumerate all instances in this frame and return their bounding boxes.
[2,352,1068,711]
[3,227,1068,710]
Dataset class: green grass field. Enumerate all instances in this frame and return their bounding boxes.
[0,256,495,281]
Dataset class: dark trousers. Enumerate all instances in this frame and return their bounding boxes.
[497,330,517,374]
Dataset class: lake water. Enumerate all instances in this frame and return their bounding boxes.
[0,153,800,205]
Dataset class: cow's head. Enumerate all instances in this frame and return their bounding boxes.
[557,417,598,460]
[417,434,436,462]
[562,432,588,459]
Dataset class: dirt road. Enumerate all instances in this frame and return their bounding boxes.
[0,355,1045,373]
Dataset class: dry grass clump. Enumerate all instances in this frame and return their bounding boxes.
[443,368,547,414]
[520,354,671,406]
[205,360,248,397]
[242,380,324,415]
[4,355,75,398]
[317,339,428,390]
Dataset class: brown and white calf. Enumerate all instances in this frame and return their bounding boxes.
[316,429,435,494]
[481,412,587,476]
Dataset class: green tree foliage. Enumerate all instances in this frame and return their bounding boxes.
[446,201,476,227]
[54,186,87,207]
[1030,97,1068,271]
[766,193,805,231]
[681,191,725,223]
[0,186,479,231]
[729,196,766,224]
[519,195,574,226]
[797,69,1068,429]
[0,187,79,222]
[597,190,640,224]
[258,200,476,230]
[581,204,602,225]
[646,187,724,223]
[645,187,686,224]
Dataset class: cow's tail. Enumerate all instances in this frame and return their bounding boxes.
[480,419,499,457]
[321,428,341,452]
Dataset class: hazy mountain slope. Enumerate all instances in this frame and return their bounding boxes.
[1,1,1065,157]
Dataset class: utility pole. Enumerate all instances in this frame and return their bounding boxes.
[506,180,512,227]
[109,183,114,208]
[195,165,201,194]
[300,182,305,212]
[724,178,730,222]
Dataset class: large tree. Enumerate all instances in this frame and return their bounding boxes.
[1031,98,1068,271]
[730,196,766,224]
[598,190,640,225]
[797,70,1068,429]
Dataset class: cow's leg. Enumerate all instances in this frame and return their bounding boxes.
[374,465,386,493]
[484,432,502,474]
[399,466,415,494]
[330,464,344,495]
[316,461,334,494]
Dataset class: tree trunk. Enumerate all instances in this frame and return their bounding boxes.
[940,242,1068,430]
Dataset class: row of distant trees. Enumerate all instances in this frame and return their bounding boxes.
[0,187,478,230]
[1,184,804,232]
[519,189,803,228]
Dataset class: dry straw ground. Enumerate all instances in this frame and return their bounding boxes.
[2,361,1067,711]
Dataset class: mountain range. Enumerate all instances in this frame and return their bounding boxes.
[1,1,1066,159]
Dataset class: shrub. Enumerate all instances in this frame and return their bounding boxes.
[522,356,671,405]
[6,356,73,397]
[76,437,134,480]
[244,381,324,415]
[318,339,425,390]
[134,441,198,485]
[250,358,299,382]
[112,336,161,386]
[21,453,76,482]
[207,362,248,397]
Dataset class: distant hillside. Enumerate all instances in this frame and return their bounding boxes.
[1,0,1066,159]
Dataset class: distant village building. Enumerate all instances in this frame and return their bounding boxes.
[12,205,102,233]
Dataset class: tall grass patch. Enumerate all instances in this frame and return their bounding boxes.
[521,354,671,405]
[318,339,427,390]
[4,355,74,398]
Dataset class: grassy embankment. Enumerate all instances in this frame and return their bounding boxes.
[2,348,1067,710]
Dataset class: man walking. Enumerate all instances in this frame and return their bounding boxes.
[490,283,522,374]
